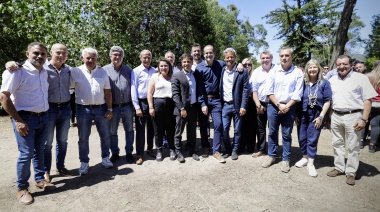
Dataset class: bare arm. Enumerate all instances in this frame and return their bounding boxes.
[147,77,156,117]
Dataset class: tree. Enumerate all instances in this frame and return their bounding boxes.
[365,13,380,68]
[329,0,357,69]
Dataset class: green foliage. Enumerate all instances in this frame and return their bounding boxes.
[365,13,380,59]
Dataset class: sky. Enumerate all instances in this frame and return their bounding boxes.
[218,0,379,64]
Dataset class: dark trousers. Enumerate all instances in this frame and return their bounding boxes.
[135,99,154,156]
[256,102,268,153]
[370,107,380,146]
[174,103,198,154]
[239,98,258,153]
[152,98,175,151]
[199,97,222,154]
[298,107,322,159]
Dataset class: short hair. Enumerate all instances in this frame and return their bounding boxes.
[203,45,214,53]
[165,51,175,58]
[27,42,47,52]
[280,46,294,55]
[82,47,98,57]
[223,47,236,56]
[335,55,351,63]
[109,46,124,57]
[180,53,193,62]
[304,59,324,84]
[355,61,365,65]
[192,43,201,49]
[140,49,152,58]
[157,57,173,77]
[260,50,273,59]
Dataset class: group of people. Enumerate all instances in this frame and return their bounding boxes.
[0,41,379,205]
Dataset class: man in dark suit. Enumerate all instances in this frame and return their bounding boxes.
[220,48,250,160]
[172,53,200,163]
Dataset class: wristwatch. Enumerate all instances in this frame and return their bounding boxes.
[107,108,113,112]
[360,118,368,123]
[256,105,262,109]
[276,103,280,107]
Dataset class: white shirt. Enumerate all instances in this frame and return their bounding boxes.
[1,60,49,112]
[150,73,172,98]
[330,71,377,111]
[173,66,180,73]
[250,64,276,103]
[131,64,156,110]
[70,65,111,105]
[222,67,235,102]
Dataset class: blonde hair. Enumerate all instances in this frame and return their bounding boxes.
[304,59,323,84]
[367,60,380,90]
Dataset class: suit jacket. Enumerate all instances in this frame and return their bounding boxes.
[171,70,198,116]
[220,65,250,111]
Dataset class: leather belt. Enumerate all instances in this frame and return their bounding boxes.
[49,101,70,107]
[207,94,220,99]
[224,101,233,104]
[333,109,361,115]
[82,104,103,108]
[18,110,47,116]
[112,102,132,107]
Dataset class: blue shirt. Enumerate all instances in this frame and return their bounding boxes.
[131,64,156,110]
[324,69,338,80]
[103,63,132,104]
[45,62,71,103]
[301,79,332,111]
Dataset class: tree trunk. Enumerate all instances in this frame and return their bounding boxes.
[329,0,357,69]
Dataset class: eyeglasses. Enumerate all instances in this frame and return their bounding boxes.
[243,64,252,68]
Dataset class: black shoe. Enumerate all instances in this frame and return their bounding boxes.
[110,154,119,163]
[360,141,364,149]
[177,152,185,163]
[201,148,209,158]
[231,151,238,160]
[191,153,200,161]
[147,149,156,158]
[222,151,231,159]
[126,153,135,163]
[369,144,376,153]
[156,150,163,162]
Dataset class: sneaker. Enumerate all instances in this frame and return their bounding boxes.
[156,150,163,162]
[327,168,344,177]
[281,161,290,173]
[56,168,72,176]
[231,151,238,160]
[261,156,275,168]
[110,154,120,163]
[359,141,364,149]
[213,152,226,163]
[252,151,265,158]
[369,144,376,153]
[170,150,177,161]
[79,162,89,175]
[307,164,318,177]
[126,153,135,163]
[147,149,156,158]
[191,153,200,161]
[295,158,308,168]
[177,151,185,163]
[136,155,143,165]
[102,157,113,169]
[346,175,355,185]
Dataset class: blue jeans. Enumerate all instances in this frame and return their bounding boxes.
[222,102,242,153]
[45,103,71,173]
[76,104,111,163]
[12,113,48,190]
[110,103,134,154]
[199,98,223,154]
[298,107,322,159]
[267,103,296,161]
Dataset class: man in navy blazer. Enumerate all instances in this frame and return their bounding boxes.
[220,48,250,160]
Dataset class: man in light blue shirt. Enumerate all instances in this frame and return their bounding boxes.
[262,47,304,173]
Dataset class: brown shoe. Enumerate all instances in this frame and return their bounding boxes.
[346,175,355,185]
[213,152,226,163]
[136,155,143,165]
[327,169,344,177]
[56,168,72,176]
[252,151,265,158]
[35,180,57,191]
[17,189,34,205]
[44,173,51,183]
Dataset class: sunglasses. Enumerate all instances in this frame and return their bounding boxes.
[243,64,252,68]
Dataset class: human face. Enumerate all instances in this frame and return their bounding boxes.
[165,52,175,65]
[224,51,236,67]
[191,46,202,61]
[181,57,192,73]
[244,60,253,72]
[26,45,47,70]
[307,63,319,80]
[203,46,215,63]
[50,44,68,66]
[336,57,351,78]
[260,53,272,70]
[323,66,329,75]
[158,61,169,77]
[110,51,123,68]
[355,63,366,73]
[279,49,293,70]
[81,52,98,70]
[140,52,152,68]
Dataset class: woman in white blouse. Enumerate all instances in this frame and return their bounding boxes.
[148,58,176,161]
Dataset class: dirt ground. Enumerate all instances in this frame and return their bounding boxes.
[0,115,379,212]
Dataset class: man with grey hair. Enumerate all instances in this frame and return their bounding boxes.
[220,47,250,160]
[131,49,157,165]
[165,50,180,73]
[70,47,113,175]
[103,46,135,164]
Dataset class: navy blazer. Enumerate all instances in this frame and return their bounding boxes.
[219,65,250,111]
[171,70,198,116]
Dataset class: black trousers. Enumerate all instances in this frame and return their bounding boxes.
[174,103,198,155]
[239,98,258,153]
[135,98,154,155]
[151,98,175,151]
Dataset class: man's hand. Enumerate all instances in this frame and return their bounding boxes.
[202,106,208,116]
[236,63,244,72]
[15,120,29,136]
[181,109,187,118]
[5,61,19,71]
[105,111,113,120]
[257,106,265,114]
[239,108,246,116]
[354,119,366,131]
[149,108,155,117]
[135,109,143,117]
[278,104,289,114]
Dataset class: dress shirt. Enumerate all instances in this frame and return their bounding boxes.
[266,65,304,103]
[324,69,338,80]
[103,63,132,104]
[330,71,377,111]
[250,64,276,103]
[45,62,71,103]
[70,65,111,105]
[1,60,49,112]
[173,66,180,73]
[301,80,332,111]
[222,66,235,102]
[184,70,197,104]
[131,64,156,110]
[195,60,226,95]
[151,73,172,98]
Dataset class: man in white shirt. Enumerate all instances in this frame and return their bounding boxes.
[70,47,113,175]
